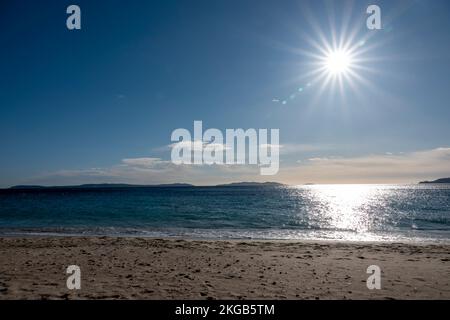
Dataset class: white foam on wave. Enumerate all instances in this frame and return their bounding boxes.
[1,227,449,244]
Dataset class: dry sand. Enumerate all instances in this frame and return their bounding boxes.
[0,237,449,300]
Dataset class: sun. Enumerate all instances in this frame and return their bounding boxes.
[269,1,390,105]
[325,49,352,75]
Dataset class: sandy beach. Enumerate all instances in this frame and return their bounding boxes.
[0,237,448,300]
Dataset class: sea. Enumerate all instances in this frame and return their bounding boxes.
[0,184,449,243]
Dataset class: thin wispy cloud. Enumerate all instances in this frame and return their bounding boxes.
[121,157,171,169]
[278,147,450,184]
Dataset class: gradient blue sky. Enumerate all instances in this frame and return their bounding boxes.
[1,0,449,186]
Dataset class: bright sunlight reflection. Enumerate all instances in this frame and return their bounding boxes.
[305,184,379,233]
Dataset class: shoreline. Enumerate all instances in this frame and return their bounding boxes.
[1,233,450,245]
[1,237,449,248]
[0,236,449,300]
[1,227,449,245]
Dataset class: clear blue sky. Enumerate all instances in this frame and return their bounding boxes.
[1,0,450,186]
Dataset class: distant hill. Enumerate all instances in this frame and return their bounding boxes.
[217,181,285,187]
[7,182,285,190]
[8,185,45,189]
[8,183,194,190]
[419,178,450,184]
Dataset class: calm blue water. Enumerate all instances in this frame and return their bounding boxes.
[0,184,449,242]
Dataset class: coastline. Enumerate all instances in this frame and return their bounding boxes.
[0,236,449,300]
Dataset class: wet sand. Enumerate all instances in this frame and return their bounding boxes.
[0,237,449,299]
